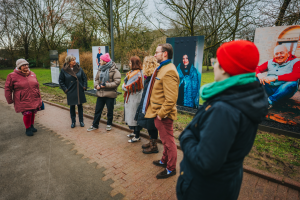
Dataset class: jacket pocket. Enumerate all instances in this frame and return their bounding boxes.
[177,175,192,197]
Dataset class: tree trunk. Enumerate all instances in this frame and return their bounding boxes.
[275,0,292,26]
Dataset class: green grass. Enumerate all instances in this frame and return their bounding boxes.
[253,131,300,166]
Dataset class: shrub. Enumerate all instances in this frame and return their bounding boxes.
[28,59,36,68]
[79,52,93,80]
[59,51,93,80]
[59,52,67,68]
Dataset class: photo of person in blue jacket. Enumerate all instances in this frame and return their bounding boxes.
[177,54,201,108]
[176,40,268,200]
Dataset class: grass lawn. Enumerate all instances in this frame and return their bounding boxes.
[1,68,300,181]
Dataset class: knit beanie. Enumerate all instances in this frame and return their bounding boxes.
[16,59,29,69]
[217,40,259,76]
[100,53,111,63]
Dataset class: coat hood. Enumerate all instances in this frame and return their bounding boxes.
[211,82,268,124]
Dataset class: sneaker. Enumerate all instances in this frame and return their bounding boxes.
[106,125,112,131]
[128,137,140,143]
[87,126,98,132]
[156,168,176,179]
[153,160,167,168]
[127,133,135,138]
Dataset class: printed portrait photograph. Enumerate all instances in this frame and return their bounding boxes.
[92,46,109,87]
[254,25,300,126]
[167,36,204,108]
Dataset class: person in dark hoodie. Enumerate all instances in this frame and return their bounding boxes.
[176,40,268,200]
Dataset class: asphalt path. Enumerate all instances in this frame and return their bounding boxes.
[0,101,123,200]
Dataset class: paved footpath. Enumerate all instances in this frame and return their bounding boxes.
[0,88,299,200]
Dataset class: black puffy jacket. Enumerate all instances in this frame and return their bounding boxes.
[59,64,87,105]
[177,82,268,200]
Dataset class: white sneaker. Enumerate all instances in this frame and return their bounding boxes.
[106,125,112,131]
[127,133,135,138]
[128,137,140,143]
[87,126,98,132]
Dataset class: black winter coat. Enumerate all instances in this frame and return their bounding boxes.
[59,64,87,105]
[134,76,157,131]
[177,82,268,200]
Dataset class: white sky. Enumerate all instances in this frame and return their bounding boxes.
[144,0,169,29]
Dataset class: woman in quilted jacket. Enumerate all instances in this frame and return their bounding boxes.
[5,59,42,136]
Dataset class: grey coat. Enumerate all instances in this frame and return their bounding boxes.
[122,72,143,126]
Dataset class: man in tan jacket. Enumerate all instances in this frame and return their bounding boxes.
[145,43,179,179]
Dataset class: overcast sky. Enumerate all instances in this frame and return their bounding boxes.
[144,0,169,29]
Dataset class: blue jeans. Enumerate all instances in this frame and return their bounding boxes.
[261,80,298,104]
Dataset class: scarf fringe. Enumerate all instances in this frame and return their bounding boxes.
[124,76,143,103]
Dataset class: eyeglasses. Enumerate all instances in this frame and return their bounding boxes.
[22,64,29,67]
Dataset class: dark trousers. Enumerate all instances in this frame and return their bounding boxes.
[70,104,83,123]
[148,129,158,139]
[92,97,115,128]
[129,126,142,138]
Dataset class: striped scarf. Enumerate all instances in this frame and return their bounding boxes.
[123,70,144,103]
[142,59,171,114]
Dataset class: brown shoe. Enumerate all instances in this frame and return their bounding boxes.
[143,139,159,154]
[156,169,176,179]
[153,160,167,168]
[142,141,150,149]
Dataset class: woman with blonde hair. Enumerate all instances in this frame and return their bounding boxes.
[134,56,160,153]
[59,55,87,128]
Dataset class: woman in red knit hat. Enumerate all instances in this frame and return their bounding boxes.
[176,40,268,200]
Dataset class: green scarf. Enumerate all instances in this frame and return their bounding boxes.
[200,72,256,101]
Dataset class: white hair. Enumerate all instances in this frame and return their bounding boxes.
[274,45,288,55]
[64,55,76,68]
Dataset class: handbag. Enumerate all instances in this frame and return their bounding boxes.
[40,101,45,110]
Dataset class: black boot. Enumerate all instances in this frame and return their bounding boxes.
[31,125,37,132]
[26,128,33,136]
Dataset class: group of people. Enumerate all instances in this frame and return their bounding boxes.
[9,40,300,199]
[86,44,180,179]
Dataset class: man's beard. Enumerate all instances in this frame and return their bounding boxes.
[156,57,162,63]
